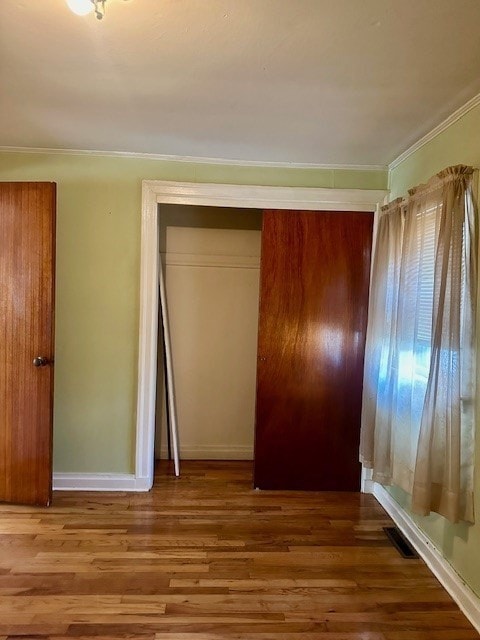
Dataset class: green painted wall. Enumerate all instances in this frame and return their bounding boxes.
[0,150,387,474]
[389,101,480,596]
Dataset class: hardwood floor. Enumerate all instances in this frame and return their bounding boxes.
[0,460,477,639]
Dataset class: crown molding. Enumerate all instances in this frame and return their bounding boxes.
[0,144,387,172]
[3,91,480,174]
[389,91,480,171]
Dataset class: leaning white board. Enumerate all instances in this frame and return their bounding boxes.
[158,255,180,476]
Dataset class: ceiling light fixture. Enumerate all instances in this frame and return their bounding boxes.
[66,0,111,20]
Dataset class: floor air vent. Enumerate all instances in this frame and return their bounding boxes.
[383,526,419,559]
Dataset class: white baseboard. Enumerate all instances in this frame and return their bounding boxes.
[158,444,253,460]
[361,466,374,493]
[53,473,152,492]
[372,482,480,634]
[54,449,254,491]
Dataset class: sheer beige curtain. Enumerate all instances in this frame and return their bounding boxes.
[361,165,477,523]
[360,198,405,483]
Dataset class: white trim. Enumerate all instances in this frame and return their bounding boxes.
[0,145,387,172]
[136,180,388,490]
[389,91,480,171]
[164,252,260,270]
[159,445,253,460]
[142,181,388,212]
[372,482,480,634]
[53,473,151,492]
[361,466,374,494]
[135,181,160,491]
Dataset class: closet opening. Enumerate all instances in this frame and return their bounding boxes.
[136,180,386,493]
[154,204,263,480]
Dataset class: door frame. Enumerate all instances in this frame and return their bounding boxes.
[136,180,388,490]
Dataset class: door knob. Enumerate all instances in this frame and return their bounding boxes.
[33,356,50,367]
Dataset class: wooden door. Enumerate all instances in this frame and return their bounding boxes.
[0,183,56,506]
[254,210,373,491]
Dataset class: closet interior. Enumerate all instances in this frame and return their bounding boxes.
[155,204,263,465]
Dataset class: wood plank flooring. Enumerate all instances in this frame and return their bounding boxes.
[0,460,477,639]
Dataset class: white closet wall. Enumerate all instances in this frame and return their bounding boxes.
[156,222,261,460]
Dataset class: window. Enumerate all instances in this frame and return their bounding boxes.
[361,166,477,523]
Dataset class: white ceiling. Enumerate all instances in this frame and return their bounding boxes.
[1,0,480,166]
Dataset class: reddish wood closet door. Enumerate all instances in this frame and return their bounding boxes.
[0,183,56,506]
[254,210,373,491]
